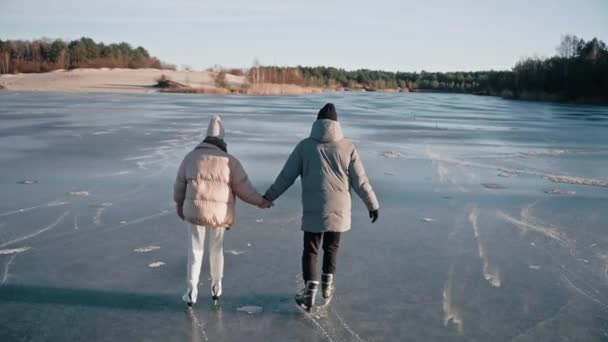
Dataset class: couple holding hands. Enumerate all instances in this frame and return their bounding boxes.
[174,103,379,312]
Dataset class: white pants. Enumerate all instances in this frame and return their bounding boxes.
[183,224,225,303]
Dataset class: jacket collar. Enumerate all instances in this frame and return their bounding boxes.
[195,141,222,150]
[310,119,344,143]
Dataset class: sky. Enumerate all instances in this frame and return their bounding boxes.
[1,0,607,72]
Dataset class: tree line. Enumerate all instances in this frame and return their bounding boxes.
[0,37,174,74]
[247,35,607,102]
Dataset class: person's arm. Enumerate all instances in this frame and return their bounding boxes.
[230,157,267,207]
[174,158,187,220]
[264,143,303,202]
[349,147,379,221]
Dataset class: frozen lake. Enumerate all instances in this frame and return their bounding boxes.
[1,91,607,341]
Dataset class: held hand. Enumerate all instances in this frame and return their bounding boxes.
[176,205,185,220]
[369,210,379,223]
[258,199,274,209]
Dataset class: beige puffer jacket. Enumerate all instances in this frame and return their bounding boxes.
[264,119,379,233]
[174,141,265,228]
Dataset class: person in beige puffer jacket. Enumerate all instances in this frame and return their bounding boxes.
[174,115,271,306]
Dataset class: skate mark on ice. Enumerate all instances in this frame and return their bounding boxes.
[425,146,468,192]
[1,254,17,284]
[93,208,105,226]
[333,310,366,342]
[300,309,334,342]
[469,206,501,287]
[0,200,69,218]
[425,146,449,183]
[0,211,70,248]
[498,203,575,255]
[187,308,209,342]
[102,210,171,233]
[561,273,608,310]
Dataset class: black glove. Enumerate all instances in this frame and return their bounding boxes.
[369,210,379,223]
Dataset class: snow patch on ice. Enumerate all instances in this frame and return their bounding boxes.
[469,206,501,287]
[47,200,70,207]
[529,265,541,270]
[497,169,522,178]
[481,183,507,190]
[255,218,263,223]
[381,151,403,159]
[134,245,160,253]
[544,174,608,187]
[442,268,464,334]
[148,261,165,268]
[543,188,576,196]
[237,305,263,314]
[0,247,31,255]
[521,149,567,157]
[68,191,90,197]
[421,217,435,223]
[226,250,246,255]
[107,170,130,176]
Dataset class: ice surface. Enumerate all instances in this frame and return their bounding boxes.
[1,91,607,341]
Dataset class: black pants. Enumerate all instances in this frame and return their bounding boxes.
[302,231,341,282]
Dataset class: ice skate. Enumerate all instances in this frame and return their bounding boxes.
[295,281,319,312]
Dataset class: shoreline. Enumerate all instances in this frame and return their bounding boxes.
[1,68,606,105]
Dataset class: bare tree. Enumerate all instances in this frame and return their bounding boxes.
[557,34,582,58]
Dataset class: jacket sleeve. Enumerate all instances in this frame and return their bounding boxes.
[264,143,302,201]
[173,158,188,206]
[230,157,265,206]
[349,148,379,211]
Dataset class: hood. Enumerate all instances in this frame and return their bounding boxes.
[310,119,344,143]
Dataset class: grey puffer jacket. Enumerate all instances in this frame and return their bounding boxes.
[264,119,379,233]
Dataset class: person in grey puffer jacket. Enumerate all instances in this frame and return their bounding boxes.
[263,103,379,311]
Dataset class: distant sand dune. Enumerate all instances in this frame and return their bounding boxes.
[0,68,327,95]
[0,68,215,94]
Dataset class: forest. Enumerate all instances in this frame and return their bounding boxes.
[0,37,171,73]
[247,35,607,102]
